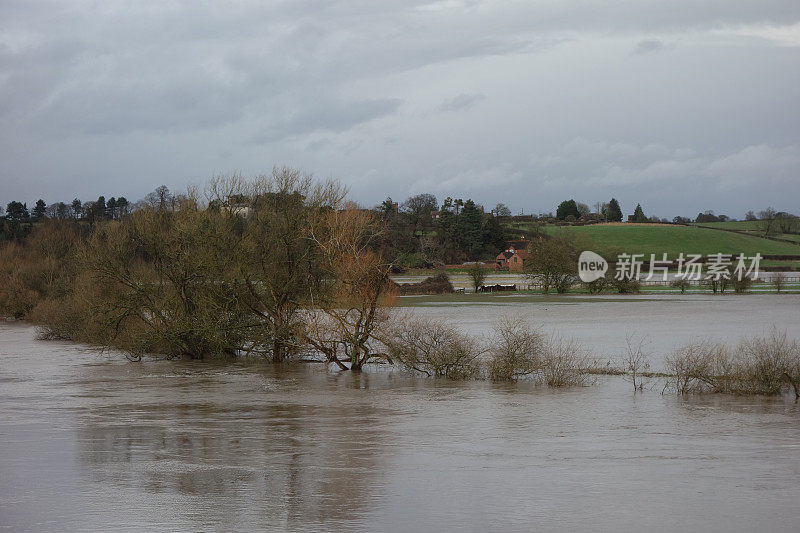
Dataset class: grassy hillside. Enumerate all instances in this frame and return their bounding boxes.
[692,220,800,242]
[543,223,800,259]
[691,220,763,231]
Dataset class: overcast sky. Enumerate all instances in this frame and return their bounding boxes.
[1,1,799,219]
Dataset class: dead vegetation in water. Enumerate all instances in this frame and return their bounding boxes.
[384,316,482,379]
[664,329,800,397]
[487,315,544,381]
[383,314,593,386]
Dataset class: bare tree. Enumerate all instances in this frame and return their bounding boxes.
[311,208,397,371]
[487,315,544,381]
[493,203,511,217]
[758,207,777,235]
[623,334,650,391]
[385,316,482,379]
[467,263,488,292]
[773,272,786,293]
[400,193,437,221]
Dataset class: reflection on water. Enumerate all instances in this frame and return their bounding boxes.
[72,363,398,531]
[2,296,800,532]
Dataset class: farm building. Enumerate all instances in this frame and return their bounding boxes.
[495,240,530,271]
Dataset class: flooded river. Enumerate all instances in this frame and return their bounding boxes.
[2,295,800,531]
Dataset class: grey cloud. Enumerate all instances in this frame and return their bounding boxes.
[634,39,665,54]
[530,139,800,189]
[1,0,799,215]
[437,93,486,112]
[251,97,403,143]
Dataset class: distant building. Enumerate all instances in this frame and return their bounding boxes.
[495,240,530,271]
[225,203,252,217]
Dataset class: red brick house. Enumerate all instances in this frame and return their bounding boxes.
[495,240,530,271]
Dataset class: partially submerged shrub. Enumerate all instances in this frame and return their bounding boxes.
[539,335,592,387]
[665,340,727,393]
[385,317,481,379]
[665,330,800,396]
[0,221,85,319]
[704,276,730,294]
[487,316,544,381]
[729,329,800,396]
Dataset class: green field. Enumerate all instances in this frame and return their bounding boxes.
[691,221,800,243]
[542,224,800,259]
[691,220,763,231]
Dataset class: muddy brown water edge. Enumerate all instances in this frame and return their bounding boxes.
[2,295,800,532]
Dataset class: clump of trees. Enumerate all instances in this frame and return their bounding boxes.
[0,169,397,369]
[756,207,798,236]
[379,193,507,268]
[435,197,506,262]
[694,210,731,223]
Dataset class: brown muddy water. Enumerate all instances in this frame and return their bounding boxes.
[2,295,800,532]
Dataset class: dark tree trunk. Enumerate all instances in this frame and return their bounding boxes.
[272,339,286,362]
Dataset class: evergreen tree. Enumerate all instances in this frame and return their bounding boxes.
[5,201,29,220]
[379,197,395,218]
[630,204,647,222]
[117,197,129,217]
[482,215,507,255]
[607,198,623,222]
[71,198,83,219]
[436,197,457,242]
[32,199,47,219]
[556,199,580,220]
[459,200,484,258]
[107,197,117,219]
[88,196,107,223]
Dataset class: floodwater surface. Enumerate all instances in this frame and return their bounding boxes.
[1,295,800,532]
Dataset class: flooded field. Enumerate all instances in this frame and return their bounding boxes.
[2,295,800,531]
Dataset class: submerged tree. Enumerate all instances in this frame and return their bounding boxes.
[208,169,347,362]
[309,207,397,371]
[83,195,249,358]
